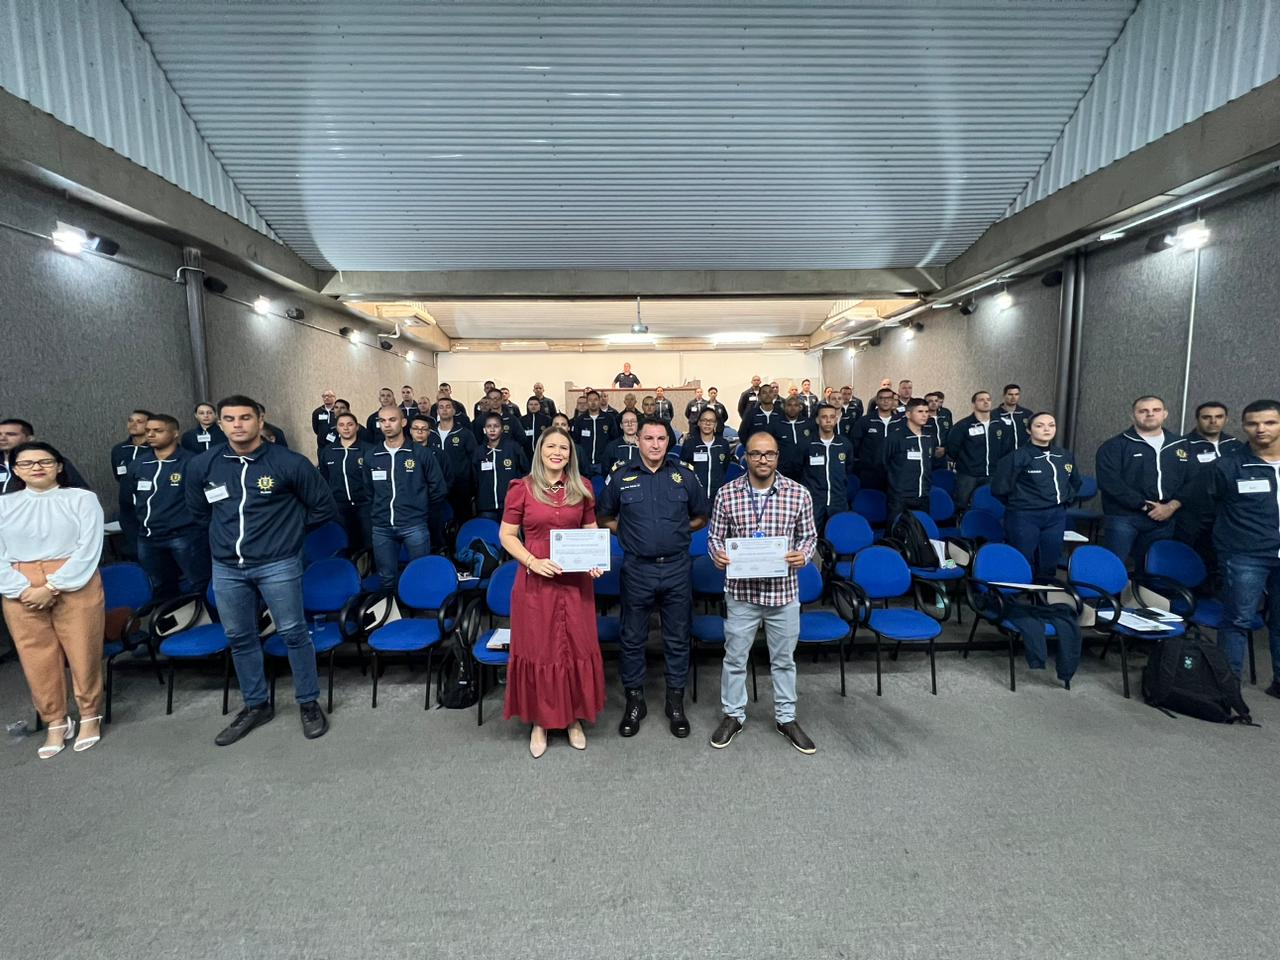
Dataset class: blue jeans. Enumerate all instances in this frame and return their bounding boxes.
[138,529,212,600]
[371,523,431,589]
[1004,506,1066,582]
[722,598,800,723]
[212,556,318,707]
[1218,553,1280,682]
[1102,512,1174,567]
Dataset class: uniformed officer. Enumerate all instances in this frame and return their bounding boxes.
[311,389,338,456]
[427,398,478,524]
[185,394,337,745]
[776,395,815,482]
[924,391,954,469]
[319,412,373,554]
[473,380,497,422]
[181,402,226,454]
[597,418,710,739]
[838,385,864,436]
[684,386,709,432]
[517,397,552,456]
[473,413,530,521]
[737,376,763,418]
[604,409,645,472]
[801,404,855,535]
[998,384,1034,449]
[123,414,210,599]
[571,389,616,476]
[1210,399,1280,692]
[429,384,471,428]
[797,379,820,419]
[739,384,783,443]
[945,391,1013,509]
[471,389,516,444]
[848,387,901,491]
[990,412,1081,581]
[680,407,732,501]
[704,387,730,428]
[883,398,938,522]
[398,386,421,423]
[365,387,397,437]
[652,386,675,423]
[894,380,914,415]
[526,382,557,419]
[363,405,448,589]
[1177,401,1243,569]
[0,419,89,493]
[410,414,455,548]
[110,408,154,560]
[612,362,641,388]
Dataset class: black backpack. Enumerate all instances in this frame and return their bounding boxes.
[435,601,481,709]
[888,511,937,570]
[1141,637,1254,724]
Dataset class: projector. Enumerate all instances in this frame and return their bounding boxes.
[631,323,649,334]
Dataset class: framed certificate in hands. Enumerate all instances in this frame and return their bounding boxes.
[724,536,789,579]
[549,528,611,572]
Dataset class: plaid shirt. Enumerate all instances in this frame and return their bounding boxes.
[707,473,817,605]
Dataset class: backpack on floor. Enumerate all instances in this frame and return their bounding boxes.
[454,537,502,580]
[1141,637,1254,724]
[435,631,479,709]
[887,511,937,570]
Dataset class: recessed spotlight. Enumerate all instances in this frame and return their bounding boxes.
[1175,219,1210,250]
[1098,230,1126,242]
[405,350,416,363]
[253,296,270,315]
[930,302,953,309]
[995,287,1014,311]
[52,223,87,255]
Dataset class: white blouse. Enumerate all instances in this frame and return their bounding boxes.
[0,487,105,598]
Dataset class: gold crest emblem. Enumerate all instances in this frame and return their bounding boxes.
[256,475,274,491]
[451,436,459,445]
[503,458,512,468]
[1175,448,1187,460]
[1064,463,1073,473]
[169,472,183,485]
[671,472,683,483]
[357,457,364,466]
[838,452,847,461]
[622,475,638,483]
[404,459,416,471]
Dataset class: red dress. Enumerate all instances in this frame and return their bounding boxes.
[501,478,606,728]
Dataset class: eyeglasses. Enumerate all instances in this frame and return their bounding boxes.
[745,451,779,462]
[13,458,58,469]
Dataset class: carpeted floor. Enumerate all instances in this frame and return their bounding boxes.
[2,620,1278,960]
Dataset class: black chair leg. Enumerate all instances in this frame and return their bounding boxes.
[963,616,979,659]
[327,649,336,712]
[1248,630,1257,685]
[221,650,231,715]
[890,640,901,662]
[1008,633,1017,692]
[1119,635,1131,698]
[165,662,175,715]
[477,665,485,726]
[372,652,379,708]
[874,634,882,696]
[424,649,434,710]
[838,640,846,697]
[356,639,368,676]
[929,639,937,695]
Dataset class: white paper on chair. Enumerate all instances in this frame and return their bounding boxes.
[1063,530,1089,542]
[929,539,948,567]
[1116,611,1174,632]
[486,628,511,650]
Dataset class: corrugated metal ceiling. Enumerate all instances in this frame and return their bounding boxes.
[124,0,1137,272]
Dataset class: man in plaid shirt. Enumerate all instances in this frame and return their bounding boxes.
[707,431,818,753]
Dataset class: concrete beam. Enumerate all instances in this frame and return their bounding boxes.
[947,77,1280,288]
[0,88,323,294]
[321,268,945,300]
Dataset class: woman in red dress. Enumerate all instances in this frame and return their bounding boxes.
[499,426,606,758]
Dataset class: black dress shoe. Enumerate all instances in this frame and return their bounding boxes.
[300,700,329,740]
[709,715,743,749]
[664,690,690,738]
[1265,681,1280,700]
[776,720,816,755]
[618,689,647,737]
[215,703,274,746]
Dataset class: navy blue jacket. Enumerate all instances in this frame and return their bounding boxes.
[473,413,519,448]
[848,413,901,471]
[738,405,784,444]
[428,426,478,492]
[603,437,645,473]
[997,405,1034,449]
[362,441,447,528]
[1181,432,1245,514]
[124,448,201,538]
[311,405,339,441]
[945,415,1014,479]
[181,424,225,454]
[884,424,938,501]
[185,442,336,567]
[928,410,954,462]
[319,441,373,507]
[679,435,732,501]
[990,443,1081,510]
[597,461,711,557]
[801,434,856,512]
[1095,429,1191,517]
[473,439,529,513]
[429,401,471,427]
[516,412,552,454]
[571,413,617,469]
[110,439,151,486]
[776,417,816,479]
[263,422,289,450]
[1211,449,1280,559]
[523,396,555,419]
[838,399,865,436]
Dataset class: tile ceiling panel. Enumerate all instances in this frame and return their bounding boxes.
[124,0,1137,271]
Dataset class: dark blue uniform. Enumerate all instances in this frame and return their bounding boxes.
[848,413,900,491]
[516,412,552,455]
[597,461,711,694]
[473,439,529,519]
[429,401,471,428]
[362,441,448,588]
[800,434,855,534]
[990,443,1081,580]
[319,440,373,552]
[838,399,865,437]
[110,439,151,559]
[472,412,519,447]
[775,417,815,482]
[1095,429,1191,565]
[679,435,732,502]
[263,422,290,450]
[571,413,616,476]
[181,423,225,454]
[883,423,938,521]
[603,437,645,473]
[997,405,1034,449]
[1176,432,1244,567]
[738,405,783,444]
[928,409,954,468]
[124,448,210,598]
[311,405,338,454]
[524,395,556,418]
[1210,448,1280,681]
[429,425,479,523]
[945,415,1014,508]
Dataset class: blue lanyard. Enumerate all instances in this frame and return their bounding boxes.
[747,484,774,536]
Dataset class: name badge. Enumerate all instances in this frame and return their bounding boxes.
[116,464,128,475]
[524,428,534,437]
[581,429,591,437]
[326,432,336,442]
[1197,452,1216,463]
[809,454,826,465]
[968,425,984,436]
[1237,479,1270,494]
[318,412,329,421]
[204,484,230,503]
[371,470,388,481]
[197,432,211,442]
[907,450,922,461]
[481,461,495,472]
[136,480,153,491]
[693,451,709,462]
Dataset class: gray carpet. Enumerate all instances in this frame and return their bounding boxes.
[2,621,1278,960]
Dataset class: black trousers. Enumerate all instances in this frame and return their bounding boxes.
[618,556,692,693]
[336,501,373,554]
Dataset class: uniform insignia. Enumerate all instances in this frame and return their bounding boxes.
[1175,448,1187,460]
[503,458,512,468]
[718,454,726,462]
[169,472,183,485]
[838,452,847,461]
[404,459,416,470]
[451,436,459,445]
[1064,463,1073,473]
[256,475,274,491]
[621,475,638,483]
[671,472,683,483]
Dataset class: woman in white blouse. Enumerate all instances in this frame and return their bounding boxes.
[0,442,106,758]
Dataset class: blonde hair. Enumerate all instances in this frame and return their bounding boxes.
[528,426,593,507]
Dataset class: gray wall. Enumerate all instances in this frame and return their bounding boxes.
[0,172,435,514]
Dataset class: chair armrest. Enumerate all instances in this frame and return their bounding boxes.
[832,579,872,626]
[965,578,1009,622]
[814,539,837,572]
[1069,579,1123,629]
[352,588,396,635]
[943,536,975,572]
[336,591,368,638]
[435,590,467,632]
[912,577,952,622]
[146,592,209,640]
[1131,574,1197,617]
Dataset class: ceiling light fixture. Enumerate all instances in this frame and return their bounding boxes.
[52,223,87,255]
[253,296,271,315]
[930,302,953,309]
[995,286,1014,311]
[1098,230,1126,242]
[405,350,415,363]
[959,300,977,316]
[1175,219,1211,250]
[710,332,766,345]
[604,333,657,344]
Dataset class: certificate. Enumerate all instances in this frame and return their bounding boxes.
[724,536,789,579]
[549,528,611,572]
